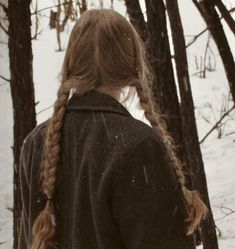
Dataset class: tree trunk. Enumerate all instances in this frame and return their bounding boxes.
[144,0,186,169]
[56,0,62,51]
[193,0,235,105]
[124,0,148,42]
[60,0,73,31]
[214,0,235,36]
[166,1,219,248]
[8,1,37,249]
[77,0,87,14]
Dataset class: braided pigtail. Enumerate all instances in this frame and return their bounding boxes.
[30,79,79,249]
[135,83,208,235]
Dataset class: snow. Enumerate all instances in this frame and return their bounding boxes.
[0,0,235,248]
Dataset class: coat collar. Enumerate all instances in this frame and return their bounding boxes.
[66,89,133,118]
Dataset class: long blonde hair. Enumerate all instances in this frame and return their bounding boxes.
[30,9,208,249]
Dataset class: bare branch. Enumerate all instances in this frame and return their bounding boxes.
[37,104,53,115]
[186,28,207,48]
[31,1,75,15]
[0,20,8,35]
[0,2,8,15]
[214,204,235,221]
[0,75,10,82]
[215,0,235,36]
[200,105,235,144]
[0,40,7,45]
[31,29,43,40]
[225,131,235,136]
[186,7,235,48]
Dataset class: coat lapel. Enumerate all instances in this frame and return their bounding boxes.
[66,90,133,117]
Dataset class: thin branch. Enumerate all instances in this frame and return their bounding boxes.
[37,105,53,115]
[200,105,235,144]
[186,7,235,48]
[186,28,208,48]
[0,40,7,45]
[0,2,8,15]
[0,20,8,35]
[191,70,206,77]
[31,29,43,40]
[31,1,75,15]
[225,131,235,136]
[202,33,211,78]
[214,0,235,36]
[214,204,235,221]
[0,75,10,82]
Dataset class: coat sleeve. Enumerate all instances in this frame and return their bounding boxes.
[111,135,196,249]
[18,135,32,249]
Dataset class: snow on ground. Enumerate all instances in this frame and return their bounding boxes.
[0,0,235,248]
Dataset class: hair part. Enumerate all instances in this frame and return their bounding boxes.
[30,9,208,249]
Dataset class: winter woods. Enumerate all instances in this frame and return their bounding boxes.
[0,1,235,249]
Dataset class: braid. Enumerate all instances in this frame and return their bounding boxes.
[29,8,209,248]
[135,83,208,235]
[30,79,82,249]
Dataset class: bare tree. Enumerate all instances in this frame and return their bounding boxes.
[124,0,148,42]
[166,1,219,248]
[55,0,73,51]
[214,0,235,36]
[144,0,187,167]
[77,0,87,14]
[8,1,37,249]
[61,0,73,30]
[193,0,235,106]
[186,7,235,48]
[56,0,63,51]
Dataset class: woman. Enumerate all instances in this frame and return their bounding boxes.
[18,9,208,249]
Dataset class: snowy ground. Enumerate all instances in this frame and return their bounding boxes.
[0,0,235,248]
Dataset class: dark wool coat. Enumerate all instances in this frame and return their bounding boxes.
[18,90,196,249]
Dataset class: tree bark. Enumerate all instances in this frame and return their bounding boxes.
[77,0,87,14]
[8,1,37,249]
[166,1,219,248]
[193,0,235,105]
[214,0,235,36]
[144,0,186,167]
[124,0,148,42]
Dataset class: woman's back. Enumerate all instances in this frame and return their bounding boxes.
[18,9,207,249]
[19,90,195,249]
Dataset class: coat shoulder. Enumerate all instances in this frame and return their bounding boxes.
[23,118,50,147]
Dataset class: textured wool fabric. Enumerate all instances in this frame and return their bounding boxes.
[18,90,196,249]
